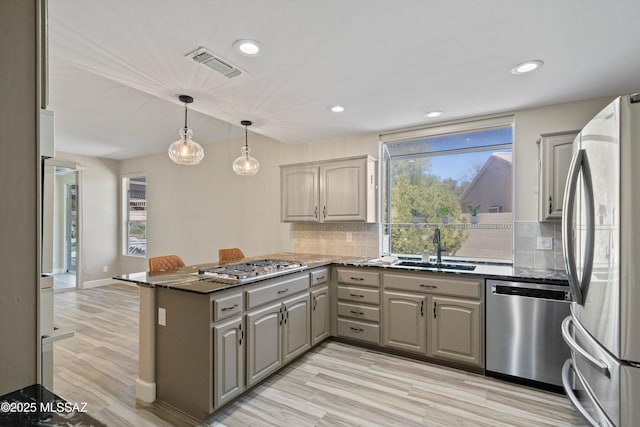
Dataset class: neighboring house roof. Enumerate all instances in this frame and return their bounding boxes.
[460,152,512,201]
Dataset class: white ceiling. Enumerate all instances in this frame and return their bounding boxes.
[48,0,640,160]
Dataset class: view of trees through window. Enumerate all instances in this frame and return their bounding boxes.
[383,125,513,260]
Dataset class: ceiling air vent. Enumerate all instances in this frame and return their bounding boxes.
[186,47,242,79]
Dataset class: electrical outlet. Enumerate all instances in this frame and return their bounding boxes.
[346,232,353,242]
[158,308,166,326]
[103,265,108,273]
[537,237,553,250]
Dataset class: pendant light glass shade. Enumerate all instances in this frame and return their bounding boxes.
[233,120,259,175]
[168,95,204,165]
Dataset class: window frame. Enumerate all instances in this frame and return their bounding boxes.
[380,116,514,260]
[122,174,147,257]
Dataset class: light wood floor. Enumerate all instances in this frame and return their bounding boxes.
[53,284,587,427]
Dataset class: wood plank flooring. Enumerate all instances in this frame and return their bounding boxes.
[53,284,587,427]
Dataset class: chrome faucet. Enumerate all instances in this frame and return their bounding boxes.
[433,227,446,264]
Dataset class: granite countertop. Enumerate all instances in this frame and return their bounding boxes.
[114,252,567,294]
[0,384,106,426]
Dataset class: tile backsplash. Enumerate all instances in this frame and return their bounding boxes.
[292,223,379,258]
[514,221,565,270]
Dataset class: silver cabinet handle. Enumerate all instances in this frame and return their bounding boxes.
[419,284,437,289]
[349,327,364,332]
[314,206,318,219]
[349,310,364,316]
[420,300,424,317]
[323,206,327,219]
[277,288,289,294]
[238,323,243,346]
[349,293,364,298]
[350,277,364,281]
[548,196,553,215]
[561,316,610,377]
[316,276,325,281]
[221,304,238,311]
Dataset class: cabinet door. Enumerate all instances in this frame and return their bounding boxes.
[311,286,330,346]
[383,291,427,353]
[213,317,244,408]
[430,297,482,368]
[246,302,282,387]
[282,292,311,364]
[320,158,368,222]
[539,131,578,221]
[281,165,319,222]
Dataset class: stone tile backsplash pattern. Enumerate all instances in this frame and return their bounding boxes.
[514,221,565,271]
[292,223,379,258]
[293,221,563,271]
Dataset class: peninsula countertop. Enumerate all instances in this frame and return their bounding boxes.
[114,252,568,294]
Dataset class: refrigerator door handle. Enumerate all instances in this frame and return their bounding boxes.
[561,360,599,427]
[562,359,614,427]
[561,316,610,377]
[562,149,595,305]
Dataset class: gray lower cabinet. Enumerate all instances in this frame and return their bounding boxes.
[430,296,481,367]
[311,285,330,346]
[246,301,283,387]
[246,291,310,387]
[282,292,311,363]
[213,316,244,408]
[383,291,427,353]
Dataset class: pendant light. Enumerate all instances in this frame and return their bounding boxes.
[232,120,259,175]
[168,95,204,165]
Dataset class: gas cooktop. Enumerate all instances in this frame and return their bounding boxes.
[198,259,306,284]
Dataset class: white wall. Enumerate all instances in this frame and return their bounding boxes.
[119,133,296,272]
[54,152,121,284]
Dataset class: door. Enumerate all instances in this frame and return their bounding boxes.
[430,296,482,367]
[311,286,329,346]
[383,291,427,353]
[565,98,621,358]
[246,302,282,387]
[282,293,311,364]
[213,317,244,408]
[320,158,367,222]
[65,183,78,273]
[281,165,319,222]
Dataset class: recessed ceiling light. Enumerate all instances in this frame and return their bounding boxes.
[233,39,262,56]
[424,111,443,118]
[511,60,544,75]
[329,105,345,113]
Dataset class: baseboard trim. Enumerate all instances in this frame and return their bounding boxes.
[136,378,156,403]
[81,278,118,289]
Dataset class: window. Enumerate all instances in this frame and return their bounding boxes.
[382,117,513,261]
[123,175,146,256]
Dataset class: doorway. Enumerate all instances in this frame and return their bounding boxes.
[52,166,80,291]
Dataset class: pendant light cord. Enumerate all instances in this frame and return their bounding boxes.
[184,102,188,130]
[244,124,249,149]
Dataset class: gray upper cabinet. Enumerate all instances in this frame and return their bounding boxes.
[280,164,320,222]
[281,156,377,223]
[538,131,578,221]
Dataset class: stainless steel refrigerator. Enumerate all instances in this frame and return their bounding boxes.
[561,94,640,426]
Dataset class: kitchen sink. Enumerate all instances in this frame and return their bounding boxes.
[396,261,477,271]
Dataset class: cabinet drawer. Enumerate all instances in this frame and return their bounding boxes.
[337,318,380,345]
[337,268,379,287]
[384,273,481,299]
[337,302,380,322]
[337,285,379,305]
[310,267,329,286]
[245,272,309,309]
[211,290,243,322]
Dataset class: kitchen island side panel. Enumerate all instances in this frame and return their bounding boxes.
[156,288,212,419]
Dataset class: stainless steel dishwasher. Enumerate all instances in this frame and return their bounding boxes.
[485,279,571,389]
